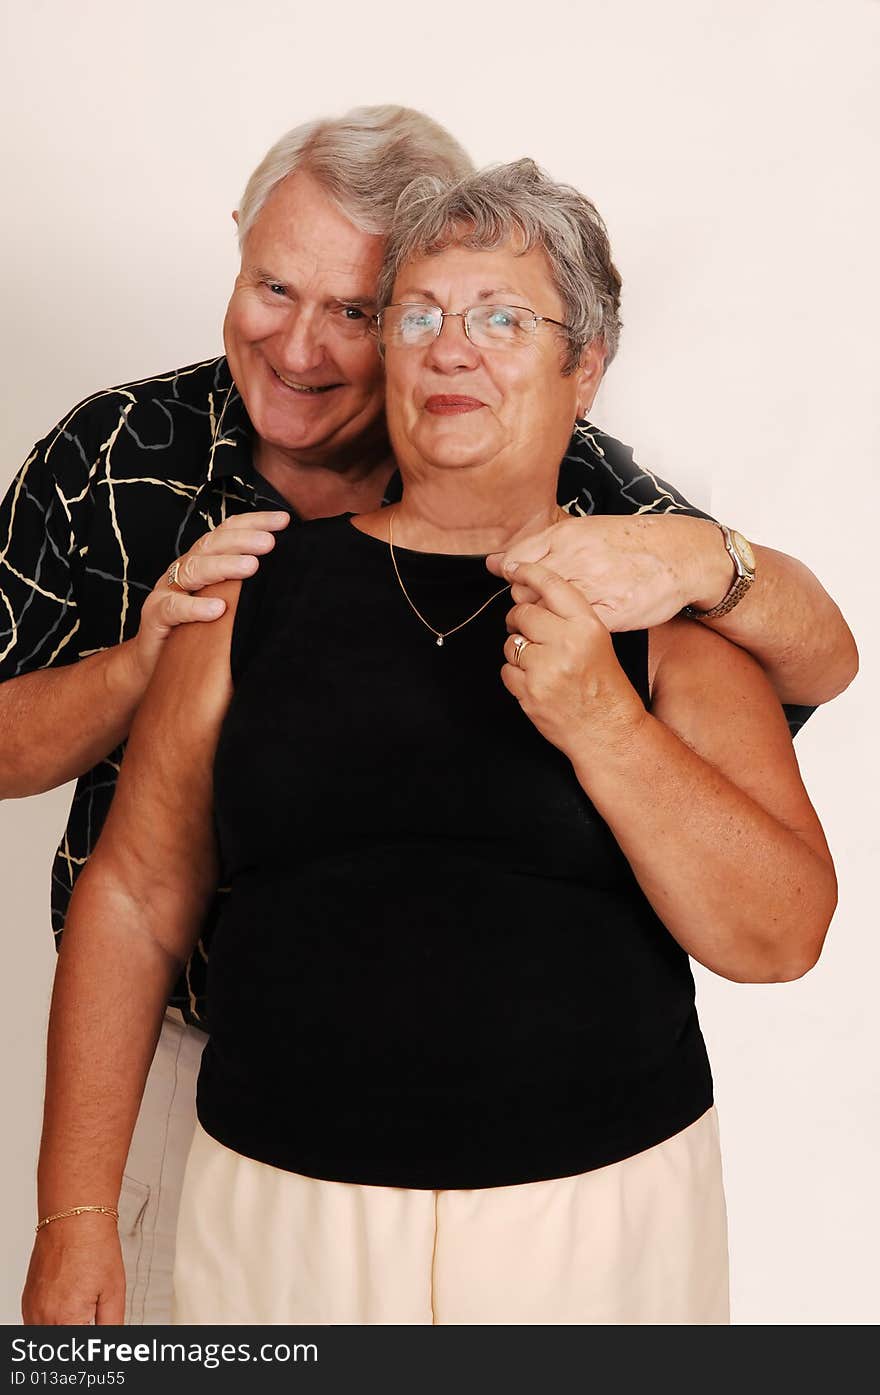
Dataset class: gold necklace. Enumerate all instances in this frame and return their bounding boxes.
[387,511,511,647]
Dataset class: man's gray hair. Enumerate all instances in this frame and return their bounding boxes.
[377,158,622,371]
[237,105,474,246]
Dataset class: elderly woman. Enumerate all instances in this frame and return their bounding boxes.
[24,160,836,1326]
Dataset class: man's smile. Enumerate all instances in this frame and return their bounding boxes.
[270,366,342,394]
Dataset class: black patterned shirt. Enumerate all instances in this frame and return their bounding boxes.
[0,356,808,1026]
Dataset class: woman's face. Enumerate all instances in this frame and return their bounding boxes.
[383,241,604,487]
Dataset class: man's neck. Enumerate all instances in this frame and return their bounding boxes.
[253,435,396,521]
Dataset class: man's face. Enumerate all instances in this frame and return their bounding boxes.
[224,170,387,466]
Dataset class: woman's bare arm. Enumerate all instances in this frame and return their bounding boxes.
[501,561,838,984]
[22,578,242,1325]
[578,618,837,981]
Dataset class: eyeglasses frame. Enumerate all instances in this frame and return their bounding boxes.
[374,301,574,349]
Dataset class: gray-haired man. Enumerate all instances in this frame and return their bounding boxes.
[6,105,856,1323]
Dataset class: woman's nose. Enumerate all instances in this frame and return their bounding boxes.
[426,312,481,371]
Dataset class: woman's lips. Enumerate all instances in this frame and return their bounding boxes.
[424,395,485,414]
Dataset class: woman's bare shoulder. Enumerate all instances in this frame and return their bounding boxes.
[125,577,244,761]
[646,615,795,753]
[648,615,765,695]
[159,578,242,687]
[643,607,821,844]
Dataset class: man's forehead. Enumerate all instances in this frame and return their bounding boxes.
[241,230,384,299]
[244,257,381,301]
[243,169,385,269]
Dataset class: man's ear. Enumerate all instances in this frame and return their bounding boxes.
[574,339,607,418]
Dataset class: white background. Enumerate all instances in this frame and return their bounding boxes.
[1,0,878,1324]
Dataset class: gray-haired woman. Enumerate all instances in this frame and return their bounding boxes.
[23,160,836,1325]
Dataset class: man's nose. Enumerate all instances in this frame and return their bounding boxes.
[426,312,481,371]
[275,307,326,374]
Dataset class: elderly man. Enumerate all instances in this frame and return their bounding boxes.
[8,106,856,1325]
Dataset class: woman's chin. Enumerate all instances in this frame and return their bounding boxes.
[414,434,501,473]
[424,451,491,472]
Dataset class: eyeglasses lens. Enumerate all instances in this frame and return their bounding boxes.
[380,305,539,349]
[467,306,536,346]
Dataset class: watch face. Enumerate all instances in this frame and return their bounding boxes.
[731,530,756,573]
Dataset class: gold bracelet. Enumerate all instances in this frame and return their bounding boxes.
[35,1205,119,1233]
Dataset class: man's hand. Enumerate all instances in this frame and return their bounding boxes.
[487,514,732,632]
[22,1216,125,1326]
[129,510,290,682]
[501,560,647,760]
[0,510,291,798]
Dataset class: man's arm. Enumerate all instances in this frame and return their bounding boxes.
[0,643,156,798]
[487,425,858,711]
[0,422,287,797]
[684,530,857,706]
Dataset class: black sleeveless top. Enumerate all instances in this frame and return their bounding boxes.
[198,515,713,1189]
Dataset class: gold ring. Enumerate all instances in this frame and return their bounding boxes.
[511,635,531,668]
[167,559,183,590]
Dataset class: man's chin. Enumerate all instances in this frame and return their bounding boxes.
[245,379,388,467]
[252,398,350,455]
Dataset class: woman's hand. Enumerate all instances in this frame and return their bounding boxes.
[22,1216,125,1325]
[500,560,647,760]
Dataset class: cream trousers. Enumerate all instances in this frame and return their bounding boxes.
[118,1012,206,1324]
[173,1107,729,1325]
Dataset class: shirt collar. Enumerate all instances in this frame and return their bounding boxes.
[205,360,258,485]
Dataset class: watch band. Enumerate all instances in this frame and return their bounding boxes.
[684,573,753,620]
[683,524,756,620]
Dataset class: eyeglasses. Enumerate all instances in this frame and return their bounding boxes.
[376,303,573,351]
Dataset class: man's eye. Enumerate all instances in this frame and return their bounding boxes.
[265,282,286,297]
[340,305,366,321]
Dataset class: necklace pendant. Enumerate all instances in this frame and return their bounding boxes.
[436,635,444,647]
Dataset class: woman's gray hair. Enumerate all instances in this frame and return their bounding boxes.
[237,106,474,246]
[377,159,622,371]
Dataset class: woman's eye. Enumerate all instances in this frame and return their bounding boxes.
[487,308,516,328]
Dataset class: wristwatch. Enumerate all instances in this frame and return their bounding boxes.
[683,524,757,620]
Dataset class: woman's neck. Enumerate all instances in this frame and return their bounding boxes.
[357,479,563,555]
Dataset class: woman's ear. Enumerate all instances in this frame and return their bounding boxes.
[574,339,607,418]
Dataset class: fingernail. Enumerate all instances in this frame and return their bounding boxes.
[205,600,225,616]
[504,560,519,574]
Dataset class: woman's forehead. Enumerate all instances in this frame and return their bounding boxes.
[394,241,557,303]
